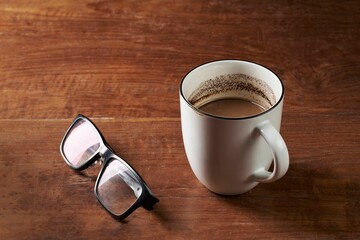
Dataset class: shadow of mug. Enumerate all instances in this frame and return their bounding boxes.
[219,162,359,238]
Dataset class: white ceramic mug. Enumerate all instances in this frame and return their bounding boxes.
[180,60,289,195]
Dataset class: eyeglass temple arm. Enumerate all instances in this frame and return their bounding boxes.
[119,171,159,211]
[141,193,159,211]
[118,171,142,197]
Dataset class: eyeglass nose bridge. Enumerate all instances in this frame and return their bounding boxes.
[98,145,115,162]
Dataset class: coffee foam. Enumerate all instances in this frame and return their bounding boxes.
[188,73,276,110]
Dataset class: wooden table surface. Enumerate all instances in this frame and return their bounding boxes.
[0,1,359,239]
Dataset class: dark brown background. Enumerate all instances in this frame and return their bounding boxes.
[0,0,359,239]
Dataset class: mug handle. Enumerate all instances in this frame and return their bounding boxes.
[252,121,289,183]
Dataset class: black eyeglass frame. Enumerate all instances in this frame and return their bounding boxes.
[60,114,159,221]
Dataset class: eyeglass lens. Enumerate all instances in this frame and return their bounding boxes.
[97,159,142,215]
[63,119,101,168]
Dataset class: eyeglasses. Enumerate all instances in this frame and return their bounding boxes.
[60,114,159,221]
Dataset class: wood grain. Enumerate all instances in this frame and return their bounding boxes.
[0,0,359,239]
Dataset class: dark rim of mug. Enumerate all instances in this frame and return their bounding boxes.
[179,59,285,120]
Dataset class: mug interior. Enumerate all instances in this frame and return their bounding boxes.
[180,60,284,118]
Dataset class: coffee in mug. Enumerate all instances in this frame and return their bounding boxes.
[198,98,264,118]
[189,73,274,118]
